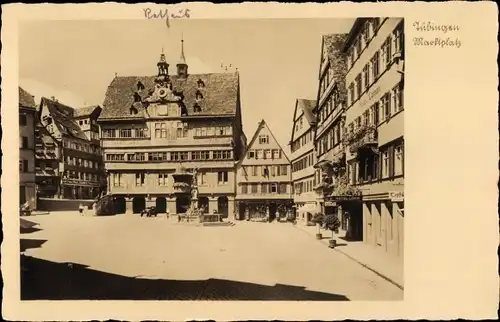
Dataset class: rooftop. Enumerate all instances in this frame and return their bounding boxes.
[40,97,88,141]
[19,87,37,109]
[74,105,101,118]
[99,72,239,120]
[296,99,317,125]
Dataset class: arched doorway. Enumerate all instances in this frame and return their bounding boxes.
[176,195,190,214]
[198,197,209,213]
[156,197,167,214]
[114,196,126,214]
[132,196,146,214]
[218,196,228,218]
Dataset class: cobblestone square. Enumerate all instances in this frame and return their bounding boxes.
[21,213,403,300]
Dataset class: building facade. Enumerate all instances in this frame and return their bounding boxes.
[235,119,292,221]
[19,87,37,208]
[289,99,319,225]
[34,117,60,198]
[74,105,107,193]
[38,97,105,200]
[98,41,246,218]
[342,18,405,257]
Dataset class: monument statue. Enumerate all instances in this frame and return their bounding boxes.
[191,186,198,200]
[192,167,199,186]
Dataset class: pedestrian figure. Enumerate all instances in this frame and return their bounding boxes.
[166,208,170,219]
[78,203,84,216]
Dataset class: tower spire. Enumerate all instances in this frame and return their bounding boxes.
[176,33,188,78]
[179,32,186,64]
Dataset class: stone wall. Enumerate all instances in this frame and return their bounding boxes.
[38,198,95,211]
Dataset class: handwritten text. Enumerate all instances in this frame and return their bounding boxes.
[143,8,191,27]
[412,20,462,49]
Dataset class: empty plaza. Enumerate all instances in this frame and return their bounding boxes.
[21,213,403,301]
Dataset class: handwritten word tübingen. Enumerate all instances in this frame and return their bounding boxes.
[413,37,462,49]
[413,21,460,33]
[143,8,191,27]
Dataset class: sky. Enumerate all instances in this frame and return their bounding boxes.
[19,18,354,153]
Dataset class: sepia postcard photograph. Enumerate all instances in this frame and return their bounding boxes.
[2,2,498,321]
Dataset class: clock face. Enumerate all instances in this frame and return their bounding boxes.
[158,88,167,98]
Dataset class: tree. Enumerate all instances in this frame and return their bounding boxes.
[311,212,325,234]
[324,214,341,238]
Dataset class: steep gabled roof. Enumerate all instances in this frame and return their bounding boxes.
[314,33,348,112]
[19,87,36,109]
[99,72,239,120]
[40,97,88,141]
[74,105,102,118]
[297,99,317,125]
[290,98,317,144]
[237,119,290,168]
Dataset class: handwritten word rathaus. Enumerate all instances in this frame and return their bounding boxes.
[143,8,191,27]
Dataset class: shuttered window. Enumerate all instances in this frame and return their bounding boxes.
[388,146,395,178]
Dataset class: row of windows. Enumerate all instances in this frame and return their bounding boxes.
[316,121,343,157]
[154,122,187,139]
[77,118,97,126]
[346,18,383,70]
[319,63,337,99]
[291,130,314,153]
[292,152,314,173]
[294,116,304,133]
[258,135,269,144]
[194,126,232,137]
[111,171,229,187]
[65,156,100,169]
[346,81,404,134]
[105,150,234,162]
[103,124,233,140]
[241,182,289,194]
[35,160,58,170]
[63,139,101,155]
[347,141,404,184]
[243,165,288,177]
[317,92,341,126]
[294,178,316,195]
[347,22,404,107]
[102,128,149,139]
[246,148,282,160]
[64,171,100,182]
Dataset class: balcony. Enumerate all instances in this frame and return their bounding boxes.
[344,124,378,154]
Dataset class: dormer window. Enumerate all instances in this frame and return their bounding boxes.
[134,92,142,103]
[195,90,204,100]
[197,79,205,89]
[137,81,145,91]
[193,103,201,113]
[130,105,139,115]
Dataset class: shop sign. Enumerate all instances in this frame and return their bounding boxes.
[359,86,381,108]
[389,191,404,202]
[324,201,336,207]
[327,195,362,202]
